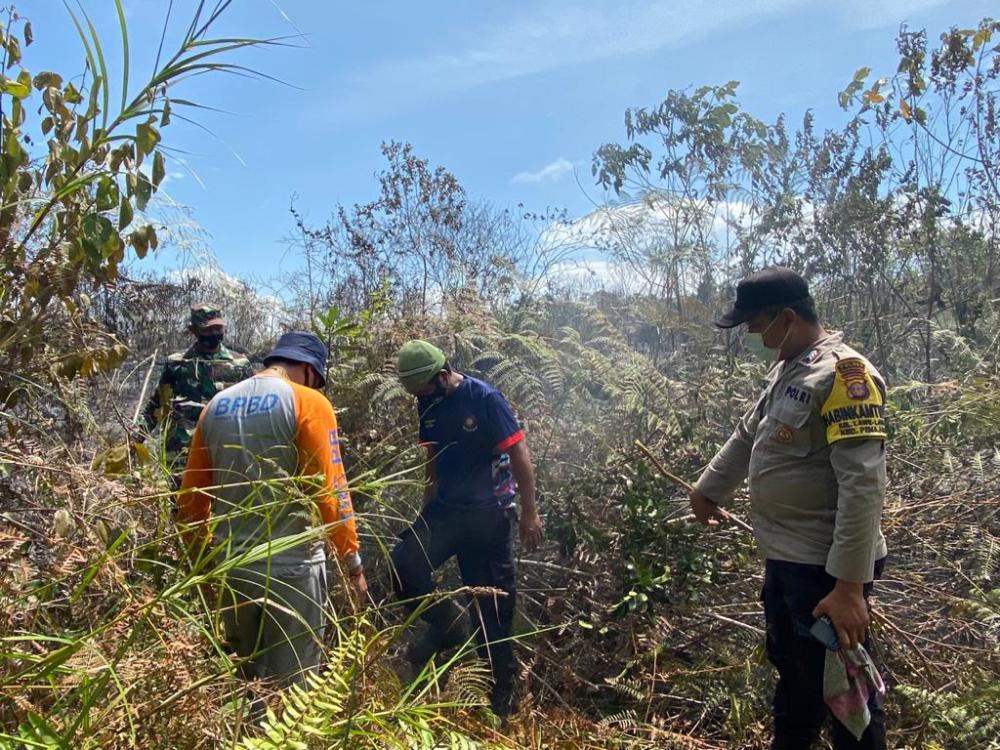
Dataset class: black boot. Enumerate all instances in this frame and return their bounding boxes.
[406,600,467,669]
[490,678,518,717]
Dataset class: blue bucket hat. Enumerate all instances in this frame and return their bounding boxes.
[264,331,329,387]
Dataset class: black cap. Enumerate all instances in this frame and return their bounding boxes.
[714,267,811,329]
[264,331,329,387]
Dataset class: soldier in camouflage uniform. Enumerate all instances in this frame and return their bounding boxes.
[141,304,254,478]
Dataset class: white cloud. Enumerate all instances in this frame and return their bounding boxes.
[160,172,184,187]
[338,0,972,113]
[835,0,953,30]
[137,161,185,188]
[511,157,576,184]
[545,258,643,293]
[168,264,287,336]
[168,264,247,290]
[535,193,812,293]
[343,0,805,108]
[538,194,761,256]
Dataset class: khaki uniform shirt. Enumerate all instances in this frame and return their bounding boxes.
[694,332,888,583]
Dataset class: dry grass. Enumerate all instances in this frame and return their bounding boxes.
[2,361,998,749]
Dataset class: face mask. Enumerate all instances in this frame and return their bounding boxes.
[197,333,223,350]
[744,333,771,361]
[745,314,791,363]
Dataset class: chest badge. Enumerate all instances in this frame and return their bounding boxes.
[774,424,794,444]
[462,415,478,432]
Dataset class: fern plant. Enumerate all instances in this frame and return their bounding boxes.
[897,680,1000,750]
[239,620,500,750]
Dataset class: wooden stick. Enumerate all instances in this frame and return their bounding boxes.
[131,348,160,426]
[706,611,765,636]
[634,440,754,535]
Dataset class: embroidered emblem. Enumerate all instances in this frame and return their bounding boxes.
[822,358,886,444]
[462,415,478,432]
[774,424,794,444]
[802,348,821,365]
[836,358,870,400]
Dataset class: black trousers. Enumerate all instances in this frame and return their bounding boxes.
[390,502,517,689]
[761,558,887,750]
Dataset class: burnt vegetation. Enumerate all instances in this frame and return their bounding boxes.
[1,4,999,749]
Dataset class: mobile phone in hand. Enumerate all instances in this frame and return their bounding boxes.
[810,616,840,651]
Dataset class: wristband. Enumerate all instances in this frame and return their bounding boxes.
[343,551,362,571]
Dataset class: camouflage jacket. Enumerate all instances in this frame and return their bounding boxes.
[142,344,254,454]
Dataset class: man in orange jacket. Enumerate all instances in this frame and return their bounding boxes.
[179,331,365,689]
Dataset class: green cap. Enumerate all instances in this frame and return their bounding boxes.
[190,303,225,329]
[397,340,446,393]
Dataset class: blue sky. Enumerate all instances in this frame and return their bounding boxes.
[21,0,995,278]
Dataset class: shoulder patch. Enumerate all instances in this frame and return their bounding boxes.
[821,357,886,443]
[835,358,870,400]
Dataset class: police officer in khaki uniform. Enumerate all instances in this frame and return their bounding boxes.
[689,268,888,750]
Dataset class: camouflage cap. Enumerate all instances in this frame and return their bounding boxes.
[190,303,225,329]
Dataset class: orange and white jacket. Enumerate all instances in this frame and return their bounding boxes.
[179,371,360,569]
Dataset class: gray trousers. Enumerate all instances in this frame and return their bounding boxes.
[219,558,328,688]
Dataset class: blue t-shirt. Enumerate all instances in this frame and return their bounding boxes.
[417,376,523,508]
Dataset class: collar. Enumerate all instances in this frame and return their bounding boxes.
[418,373,468,410]
[185,343,228,359]
[257,366,290,381]
[446,372,467,394]
[769,331,842,386]
[796,331,843,366]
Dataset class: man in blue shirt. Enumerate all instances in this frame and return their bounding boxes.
[391,339,543,716]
